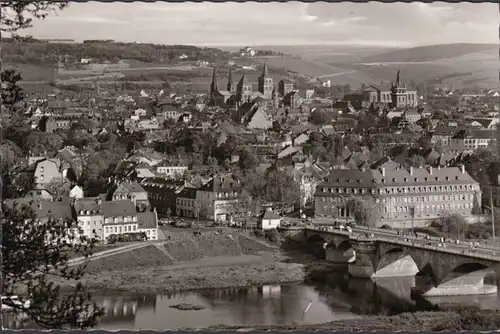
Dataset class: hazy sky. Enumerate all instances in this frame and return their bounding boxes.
[23,1,498,47]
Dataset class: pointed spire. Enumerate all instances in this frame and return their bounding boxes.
[396,69,401,87]
[227,66,234,92]
[210,67,218,94]
[261,61,269,77]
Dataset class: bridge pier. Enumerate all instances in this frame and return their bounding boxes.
[424,269,498,297]
[326,247,355,264]
[348,240,377,278]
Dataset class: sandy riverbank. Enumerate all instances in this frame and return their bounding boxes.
[61,252,306,294]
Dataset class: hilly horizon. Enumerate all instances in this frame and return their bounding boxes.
[358,43,498,63]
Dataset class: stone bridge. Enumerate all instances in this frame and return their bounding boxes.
[281,228,500,296]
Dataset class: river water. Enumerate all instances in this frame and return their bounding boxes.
[5,273,500,330]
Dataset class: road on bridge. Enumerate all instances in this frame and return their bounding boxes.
[306,225,500,258]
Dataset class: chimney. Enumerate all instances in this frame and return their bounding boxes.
[37,203,42,210]
[409,166,413,176]
[429,166,433,175]
[381,167,386,177]
[437,166,441,170]
[96,198,102,205]
[461,164,465,174]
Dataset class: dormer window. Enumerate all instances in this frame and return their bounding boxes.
[435,177,439,181]
[79,210,83,215]
[382,179,386,183]
[445,177,449,181]
[404,178,408,182]
[358,179,363,184]
[425,177,428,181]
[455,176,459,180]
[414,178,418,182]
[392,178,396,182]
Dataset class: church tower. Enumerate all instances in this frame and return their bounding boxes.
[236,72,252,106]
[227,66,234,93]
[210,67,219,95]
[391,69,408,109]
[258,61,273,99]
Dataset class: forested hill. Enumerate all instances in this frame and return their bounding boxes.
[2,40,230,65]
[360,43,497,63]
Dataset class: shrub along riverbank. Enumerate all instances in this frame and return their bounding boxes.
[208,308,500,331]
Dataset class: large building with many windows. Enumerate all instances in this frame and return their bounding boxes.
[314,163,481,227]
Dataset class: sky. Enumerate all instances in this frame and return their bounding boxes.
[22,1,499,47]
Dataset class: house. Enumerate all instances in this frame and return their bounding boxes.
[73,197,104,241]
[141,178,185,215]
[243,107,273,130]
[156,160,188,179]
[137,210,159,241]
[239,47,256,57]
[111,181,149,209]
[69,185,84,199]
[196,173,243,222]
[34,159,62,188]
[101,200,138,242]
[258,208,282,230]
[176,187,197,218]
[450,130,496,150]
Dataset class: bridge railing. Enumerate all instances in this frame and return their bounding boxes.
[296,227,500,262]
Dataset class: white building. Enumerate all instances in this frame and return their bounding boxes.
[73,197,105,241]
[195,174,242,222]
[137,210,159,241]
[258,208,281,230]
[69,185,84,199]
[101,200,138,242]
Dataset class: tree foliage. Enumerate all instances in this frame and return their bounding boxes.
[347,197,380,227]
[2,202,104,329]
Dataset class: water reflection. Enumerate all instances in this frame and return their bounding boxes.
[4,274,500,330]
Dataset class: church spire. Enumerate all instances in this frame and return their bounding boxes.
[227,66,234,92]
[261,61,269,77]
[396,69,401,87]
[210,67,218,95]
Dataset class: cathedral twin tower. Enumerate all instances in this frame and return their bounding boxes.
[210,62,276,107]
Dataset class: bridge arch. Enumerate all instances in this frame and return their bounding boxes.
[306,235,327,259]
[441,262,495,285]
[376,248,408,272]
[336,240,352,253]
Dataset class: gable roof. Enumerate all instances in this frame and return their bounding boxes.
[114,181,146,194]
[137,211,158,229]
[101,200,137,218]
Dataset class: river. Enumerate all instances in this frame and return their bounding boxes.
[5,273,500,330]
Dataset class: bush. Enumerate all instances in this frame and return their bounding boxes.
[264,229,282,244]
[253,230,265,238]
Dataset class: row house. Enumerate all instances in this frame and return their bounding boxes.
[430,126,461,146]
[176,187,197,218]
[140,178,186,215]
[314,164,481,227]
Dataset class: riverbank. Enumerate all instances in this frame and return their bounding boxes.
[59,232,309,293]
[63,253,306,294]
[207,308,500,331]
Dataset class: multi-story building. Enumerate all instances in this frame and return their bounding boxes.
[137,210,159,241]
[360,71,418,109]
[140,178,186,215]
[196,173,242,222]
[101,200,138,241]
[155,161,188,179]
[34,159,63,188]
[314,164,481,227]
[176,187,197,218]
[73,197,104,241]
[111,181,149,208]
[450,129,496,150]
